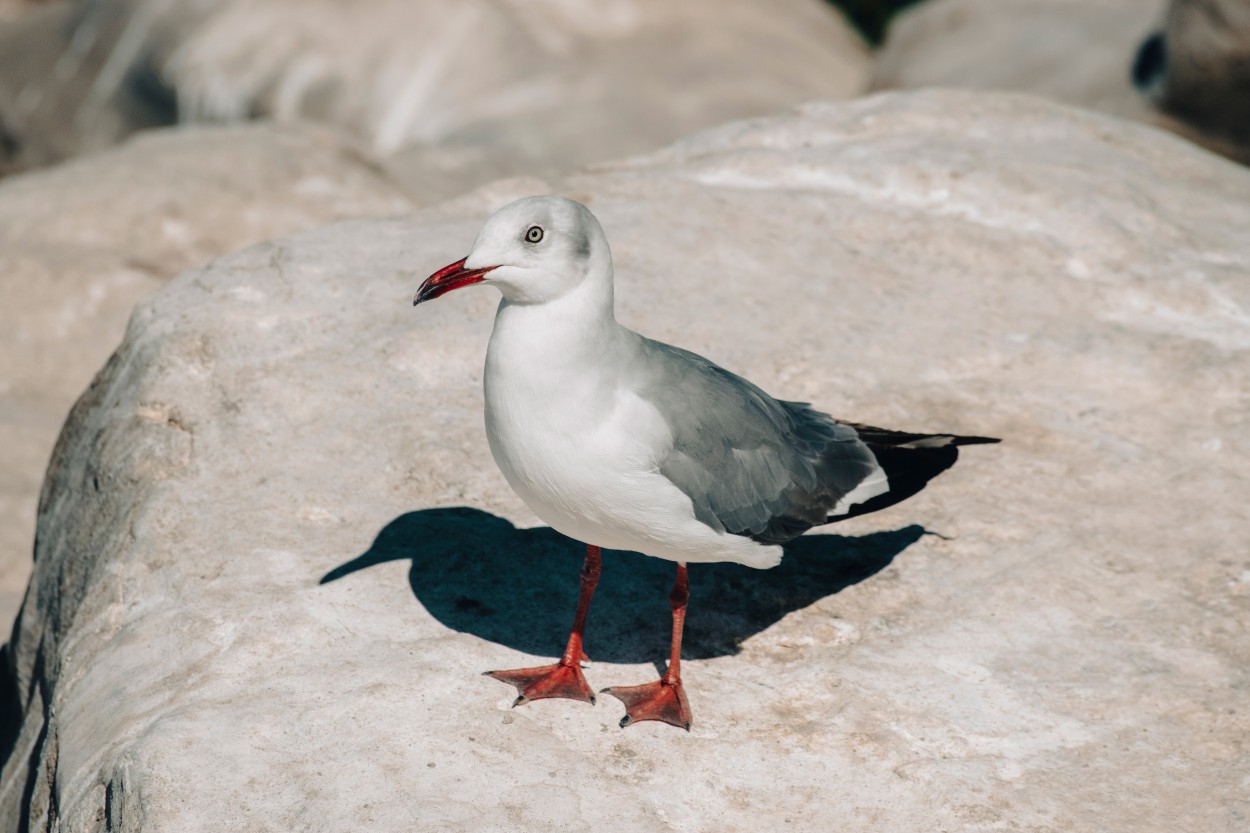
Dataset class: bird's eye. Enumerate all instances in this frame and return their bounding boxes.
[525,226,544,244]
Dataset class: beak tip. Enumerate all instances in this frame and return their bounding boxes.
[414,256,494,308]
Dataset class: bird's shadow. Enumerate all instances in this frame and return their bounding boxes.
[321,507,925,663]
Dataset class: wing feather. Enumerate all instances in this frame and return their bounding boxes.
[635,340,881,544]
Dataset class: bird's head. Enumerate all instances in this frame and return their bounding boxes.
[414,196,609,307]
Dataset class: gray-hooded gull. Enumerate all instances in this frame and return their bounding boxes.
[413,196,998,730]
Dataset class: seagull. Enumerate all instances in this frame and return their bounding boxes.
[413,196,998,730]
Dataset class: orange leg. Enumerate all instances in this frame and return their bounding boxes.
[484,544,601,706]
[602,562,693,730]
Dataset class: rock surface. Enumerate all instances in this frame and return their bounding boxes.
[0,1,174,176]
[1132,0,1250,163]
[873,0,1167,123]
[0,122,412,633]
[0,0,55,24]
[3,90,1250,831]
[870,0,1250,165]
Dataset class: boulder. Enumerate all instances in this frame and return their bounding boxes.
[872,0,1167,123]
[3,90,1248,831]
[871,0,1250,164]
[0,0,54,24]
[0,122,412,634]
[0,1,173,176]
[1132,0,1250,163]
[41,0,868,196]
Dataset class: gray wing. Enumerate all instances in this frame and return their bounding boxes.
[634,339,881,545]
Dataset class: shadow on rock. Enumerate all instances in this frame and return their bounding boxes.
[321,507,925,664]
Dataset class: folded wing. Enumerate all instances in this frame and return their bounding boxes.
[637,340,998,545]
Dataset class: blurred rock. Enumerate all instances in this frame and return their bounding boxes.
[0,0,54,23]
[1132,0,1250,163]
[3,90,1247,831]
[872,0,1166,122]
[28,0,867,197]
[0,122,411,635]
[0,1,174,176]
[372,0,870,199]
[872,0,1250,165]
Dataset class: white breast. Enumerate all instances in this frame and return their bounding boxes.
[482,295,781,569]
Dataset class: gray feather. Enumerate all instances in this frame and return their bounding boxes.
[633,340,879,544]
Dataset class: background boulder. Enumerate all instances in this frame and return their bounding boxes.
[3,90,1246,832]
[0,0,869,186]
[1132,0,1250,163]
[871,1,1181,137]
[0,122,412,631]
[0,1,174,176]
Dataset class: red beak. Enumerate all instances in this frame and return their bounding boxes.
[413,257,498,305]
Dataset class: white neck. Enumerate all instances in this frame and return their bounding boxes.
[484,264,635,417]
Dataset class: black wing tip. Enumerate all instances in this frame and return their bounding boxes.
[821,433,998,525]
[950,435,1001,446]
[842,422,1000,447]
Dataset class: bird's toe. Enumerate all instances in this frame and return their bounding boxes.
[485,661,597,706]
[602,679,692,731]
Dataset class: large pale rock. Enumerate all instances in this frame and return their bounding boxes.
[0,122,412,633]
[54,0,867,197]
[872,0,1167,121]
[4,91,1249,831]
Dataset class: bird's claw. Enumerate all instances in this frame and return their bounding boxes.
[601,678,692,731]
[484,661,597,706]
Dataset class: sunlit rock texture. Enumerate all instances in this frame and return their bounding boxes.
[0,123,412,631]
